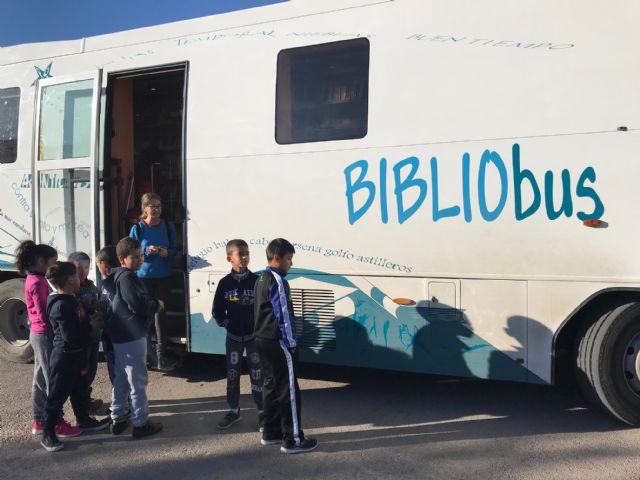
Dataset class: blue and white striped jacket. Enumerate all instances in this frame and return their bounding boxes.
[253,267,297,348]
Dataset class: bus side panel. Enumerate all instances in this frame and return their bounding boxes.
[188,267,537,382]
[189,271,227,355]
[288,274,535,382]
[0,169,33,268]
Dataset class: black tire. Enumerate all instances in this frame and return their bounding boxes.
[0,278,33,364]
[575,302,640,426]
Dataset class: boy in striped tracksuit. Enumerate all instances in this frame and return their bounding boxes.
[253,238,317,454]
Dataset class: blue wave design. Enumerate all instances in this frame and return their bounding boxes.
[191,268,544,384]
[0,259,16,269]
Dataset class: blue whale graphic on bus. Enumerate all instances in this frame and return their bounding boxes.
[344,143,605,225]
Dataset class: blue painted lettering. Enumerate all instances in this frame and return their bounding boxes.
[380,157,388,224]
[576,167,605,220]
[344,160,376,225]
[342,143,604,225]
[544,170,573,220]
[512,144,541,220]
[431,156,460,221]
[462,152,472,222]
[393,157,427,224]
[478,150,508,221]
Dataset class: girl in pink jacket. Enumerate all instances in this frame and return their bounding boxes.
[15,241,81,438]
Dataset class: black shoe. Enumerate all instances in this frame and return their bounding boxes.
[41,433,64,452]
[77,416,111,432]
[156,356,176,372]
[217,412,241,430]
[132,420,163,438]
[155,347,176,372]
[280,437,318,454]
[88,398,104,415]
[260,432,283,446]
[110,419,130,435]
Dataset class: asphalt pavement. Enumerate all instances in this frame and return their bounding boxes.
[1,353,639,480]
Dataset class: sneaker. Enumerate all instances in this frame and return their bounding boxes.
[77,416,111,432]
[260,432,284,446]
[258,413,265,433]
[41,434,64,452]
[110,419,130,435]
[217,412,241,430]
[55,420,82,438]
[280,437,318,454]
[132,420,163,438]
[31,420,43,435]
[156,355,176,372]
[88,398,104,415]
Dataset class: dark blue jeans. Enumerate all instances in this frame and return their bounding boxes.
[44,348,90,434]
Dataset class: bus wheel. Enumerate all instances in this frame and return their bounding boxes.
[575,302,640,426]
[0,278,33,364]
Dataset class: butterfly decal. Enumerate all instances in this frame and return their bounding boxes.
[31,62,53,86]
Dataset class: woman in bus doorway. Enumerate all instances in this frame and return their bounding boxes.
[130,193,178,372]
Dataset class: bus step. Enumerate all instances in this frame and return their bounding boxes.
[167,336,187,344]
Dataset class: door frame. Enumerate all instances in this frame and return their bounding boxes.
[99,62,190,345]
[32,70,102,263]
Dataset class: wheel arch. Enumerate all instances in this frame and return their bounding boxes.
[553,287,640,385]
[0,275,32,363]
[0,270,21,284]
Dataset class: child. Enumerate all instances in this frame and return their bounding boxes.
[41,261,110,452]
[96,246,118,383]
[68,251,103,413]
[212,239,263,430]
[104,236,163,438]
[253,238,317,454]
[15,240,82,439]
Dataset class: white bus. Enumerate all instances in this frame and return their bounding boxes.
[0,0,639,425]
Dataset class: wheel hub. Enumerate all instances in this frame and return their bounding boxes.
[623,332,640,396]
[0,298,29,346]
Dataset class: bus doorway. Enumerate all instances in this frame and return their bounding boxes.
[102,65,188,345]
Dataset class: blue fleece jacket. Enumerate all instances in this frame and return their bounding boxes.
[129,220,177,279]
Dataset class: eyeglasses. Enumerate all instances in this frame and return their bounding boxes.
[147,204,162,209]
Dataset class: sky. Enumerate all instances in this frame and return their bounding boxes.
[0,0,286,47]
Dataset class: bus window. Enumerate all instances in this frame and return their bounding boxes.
[38,80,93,161]
[38,168,92,256]
[276,38,369,144]
[0,87,20,164]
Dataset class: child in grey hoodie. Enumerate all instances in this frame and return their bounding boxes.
[104,237,164,438]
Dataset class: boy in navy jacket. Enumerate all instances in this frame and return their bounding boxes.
[41,262,110,452]
[254,238,317,454]
[212,239,263,430]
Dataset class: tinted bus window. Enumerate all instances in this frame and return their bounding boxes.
[0,87,20,164]
[39,80,92,160]
[276,38,369,144]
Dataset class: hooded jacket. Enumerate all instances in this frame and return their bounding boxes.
[47,294,91,351]
[103,267,159,344]
[26,272,52,334]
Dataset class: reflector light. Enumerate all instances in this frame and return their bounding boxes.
[393,298,415,305]
[583,219,603,228]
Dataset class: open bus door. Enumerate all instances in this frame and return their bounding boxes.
[33,71,102,264]
[101,65,189,350]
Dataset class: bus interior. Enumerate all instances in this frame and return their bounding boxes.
[104,65,188,344]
